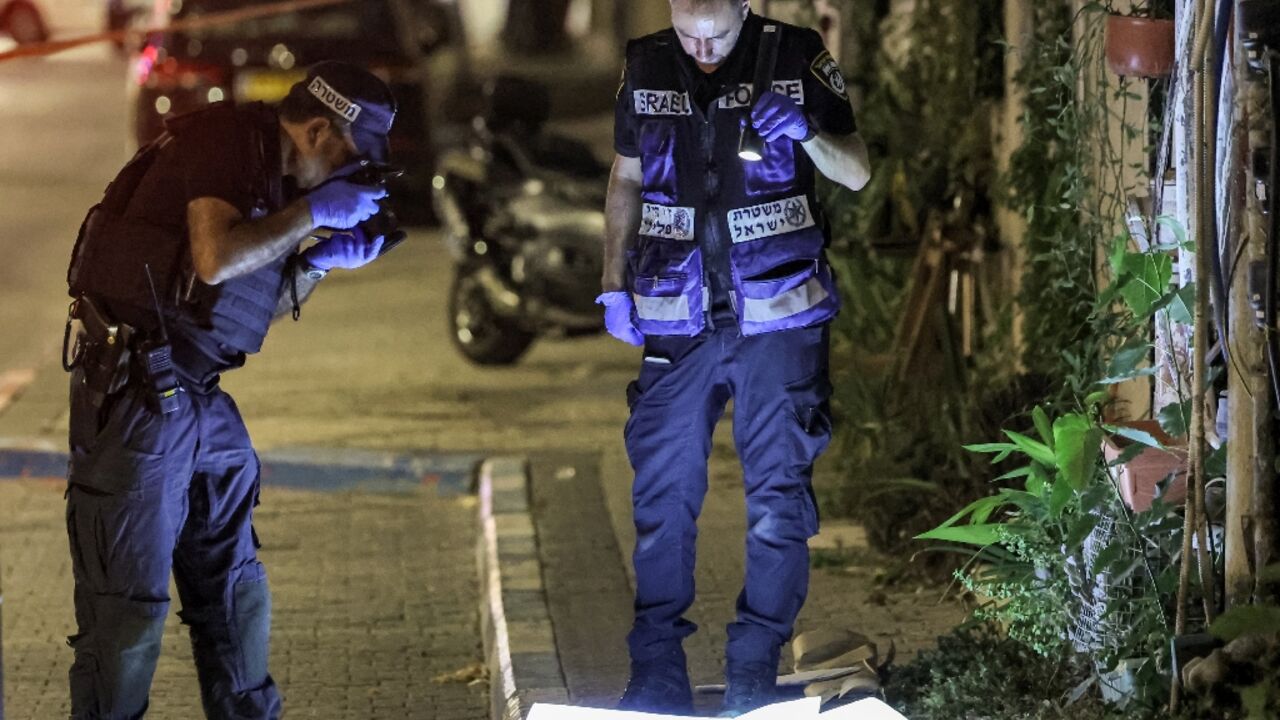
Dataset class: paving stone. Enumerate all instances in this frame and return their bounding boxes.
[0,479,489,719]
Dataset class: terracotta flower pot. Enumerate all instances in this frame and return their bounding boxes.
[1105,14,1176,78]
[1101,420,1188,512]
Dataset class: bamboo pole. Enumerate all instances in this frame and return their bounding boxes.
[1225,0,1263,609]
[1193,37,1218,625]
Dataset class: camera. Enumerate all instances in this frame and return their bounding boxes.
[346,162,408,256]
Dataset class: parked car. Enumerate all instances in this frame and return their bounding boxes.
[130,0,463,222]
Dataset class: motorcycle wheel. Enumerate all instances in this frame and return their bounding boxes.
[448,267,537,365]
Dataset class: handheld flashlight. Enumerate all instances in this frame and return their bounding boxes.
[739,24,780,162]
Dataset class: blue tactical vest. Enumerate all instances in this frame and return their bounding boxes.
[622,15,842,336]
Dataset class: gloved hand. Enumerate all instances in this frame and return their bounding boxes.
[307,162,388,230]
[303,227,385,271]
[596,291,643,346]
[751,91,813,143]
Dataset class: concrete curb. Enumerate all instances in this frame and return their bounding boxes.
[476,457,569,720]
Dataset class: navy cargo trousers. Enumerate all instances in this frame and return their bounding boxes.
[65,370,281,720]
[623,323,832,670]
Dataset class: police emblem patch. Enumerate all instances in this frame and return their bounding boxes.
[810,51,847,99]
[784,198,807,226]
[641,204,697,241]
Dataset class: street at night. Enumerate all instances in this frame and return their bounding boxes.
[0,13,960,718]
[8,0,1266,718]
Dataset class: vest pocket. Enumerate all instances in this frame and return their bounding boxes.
[743,140,797,198]
[638,120,678,205]
[632,271,690,324]
[739,259,829,324]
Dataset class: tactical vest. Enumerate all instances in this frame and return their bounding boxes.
[624,17,841,336]
[68,102,286,354]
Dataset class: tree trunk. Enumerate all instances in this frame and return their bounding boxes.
[503,0,574,55]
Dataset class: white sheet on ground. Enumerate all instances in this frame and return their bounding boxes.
[527,696,909,719]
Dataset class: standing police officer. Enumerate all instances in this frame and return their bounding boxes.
[63,62,395,719]
[599,0,869,715]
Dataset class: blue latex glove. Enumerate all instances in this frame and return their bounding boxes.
[596,291,643,346]
[751,91,813,143]
[307,162,388,230]
[303,227,385,271]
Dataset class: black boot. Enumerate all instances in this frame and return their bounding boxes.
[618,647,694,715]
[718,660,778,717]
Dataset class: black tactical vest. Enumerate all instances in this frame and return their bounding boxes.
[68,102,286,354]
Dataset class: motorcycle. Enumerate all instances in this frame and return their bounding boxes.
[432,76,607,365]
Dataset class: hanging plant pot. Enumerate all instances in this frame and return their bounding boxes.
[1105,14,1176,78]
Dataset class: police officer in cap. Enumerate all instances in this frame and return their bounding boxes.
[599,0,870,715]
[63,61,396,719]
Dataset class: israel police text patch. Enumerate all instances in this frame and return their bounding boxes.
[727,195,815,243]
[809,51,847,99]
[633,90,693,116]
[718,80,805,109]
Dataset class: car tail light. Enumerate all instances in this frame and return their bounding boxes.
[136,45,227,92]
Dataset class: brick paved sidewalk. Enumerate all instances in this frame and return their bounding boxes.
[1,478,488,719]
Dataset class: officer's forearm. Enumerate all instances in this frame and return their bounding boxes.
[603,166,643,292]
[189,197,315,286]
[800,132,871,192]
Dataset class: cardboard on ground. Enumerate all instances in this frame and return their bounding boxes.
[526,697,908,719]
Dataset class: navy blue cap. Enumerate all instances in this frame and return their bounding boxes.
[298,61,397,162]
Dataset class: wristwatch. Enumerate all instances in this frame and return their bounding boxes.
[299,255,328,281]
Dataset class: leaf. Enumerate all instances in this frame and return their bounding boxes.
[1107,234,1128,275]
[1084,390,1111,408]
[1032,406,1054,448]
[1103,424,1167,450]
[995,465,1034,482]
[1105,443,1146,467]
[1165,284,1196,325]
[964,442,1019,455]
[1210,605,1280,641]
[1156,400,1191,439]
[932,494,1010,531]
[1155,214,1189,248]
[1065,514,1102,552]
[1117,251,1173,318]
[1100,340,1152,384]
[1090,540,1130,575]
[1054,413,1103,490]
[915,523,1003,546]
[1004,430,1056,467]
[1096,367,1158,385]
[1047,477,1074,518]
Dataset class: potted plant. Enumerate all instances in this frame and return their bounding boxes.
[1105,4,1176,78]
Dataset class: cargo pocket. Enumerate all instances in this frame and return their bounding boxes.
[786,370,833,475]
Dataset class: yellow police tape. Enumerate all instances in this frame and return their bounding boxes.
[0,0,354,63]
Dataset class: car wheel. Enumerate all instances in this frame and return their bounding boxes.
[448,266,536,365]
[4,2,48,44]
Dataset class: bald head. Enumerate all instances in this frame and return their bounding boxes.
[670,0,750,72]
